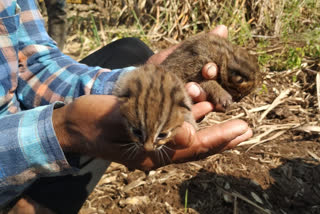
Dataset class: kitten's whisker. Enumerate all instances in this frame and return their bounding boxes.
[122,143,139,160]
[162,145,175,152]
[157,145,164,150]
[159,148,167,165]
[159,148,165,166]
[130,144,141,160]
[155,149,160,164]
[127,144,140,160]
[120,142,136,147]
[162,146,172,163]
[122,147,133,159]
[127,151,135,160]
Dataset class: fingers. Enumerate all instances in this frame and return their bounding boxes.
[196,119,251,151]
[225,127,253,150]
[173,122,196,149]
[209,25,228,38]
[202,63,218,79]
[185,82,207,102]
[146,44,179,65]
[172,119,252,162]
[192,101,214,119]
[201,25,228,80]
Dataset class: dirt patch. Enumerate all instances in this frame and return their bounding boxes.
[79,141,320,214]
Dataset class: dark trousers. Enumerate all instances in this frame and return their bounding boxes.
[22,38,154,214]
[43,0,68,50]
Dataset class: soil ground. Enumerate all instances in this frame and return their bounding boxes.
[57,3,320,214]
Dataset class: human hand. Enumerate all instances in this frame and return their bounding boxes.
[53,95,252,171]
[127,100,252,170]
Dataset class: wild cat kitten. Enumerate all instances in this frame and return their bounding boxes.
[161,33,260,108]
[113,64,195,157]
[113,34,260,158]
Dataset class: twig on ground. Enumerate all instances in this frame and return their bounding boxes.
[307,150,320,162]
[218,186,271,214]
[295,124,320,133]
[258,89,291,122]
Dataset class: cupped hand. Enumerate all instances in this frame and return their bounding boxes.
[129,100,252,170]
[53,95,252,171]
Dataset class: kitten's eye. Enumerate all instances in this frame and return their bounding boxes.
[190,49,198,56]
[232,75,245,84]
[157,132,168,139]
[120,89,131,98]
[132,128,143,138]
[179,100,191,111]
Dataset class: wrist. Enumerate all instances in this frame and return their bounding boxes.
[52,104,74,152]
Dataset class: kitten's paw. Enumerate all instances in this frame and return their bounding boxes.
[209,91,233,111]
[199,80,233,111]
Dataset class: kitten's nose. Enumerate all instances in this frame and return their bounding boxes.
[144,141,154,152]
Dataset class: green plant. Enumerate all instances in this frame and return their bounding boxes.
[131,9,147,40]
[292,75,297,82]
[90,14,101,47]
[257,39,272,66]
[286,47,305,69]
[184,188,188,213]
[259,84,268,95]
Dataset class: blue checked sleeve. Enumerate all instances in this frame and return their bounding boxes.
[16,0,136,109]
[0,102,73,207]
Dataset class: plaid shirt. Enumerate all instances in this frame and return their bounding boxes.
[0,0,134,206]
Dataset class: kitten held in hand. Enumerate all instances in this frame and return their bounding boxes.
[113,34,260,156]
[113,64,195,154]
[161,33,260,109]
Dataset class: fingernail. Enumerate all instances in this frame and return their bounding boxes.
[187,84,201,97]
[207,65,217,78]
[216,25,227,32]
[210,25,228,38]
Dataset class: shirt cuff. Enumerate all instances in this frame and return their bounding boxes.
[91,66,136,95]
[0,102,75,204]
[20,102,74,176]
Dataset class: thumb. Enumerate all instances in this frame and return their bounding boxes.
[209,25,228,38]
[173,122,197,149]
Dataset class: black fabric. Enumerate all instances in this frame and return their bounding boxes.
[21,37,154,214]
[24,156,109,214]
[80,37,154,69]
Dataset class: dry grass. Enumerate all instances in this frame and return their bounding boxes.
[67,0,319,43]
[66,0,319,70]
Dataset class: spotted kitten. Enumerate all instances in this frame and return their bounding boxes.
[161,33,260,108]
[113,64,195,155]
